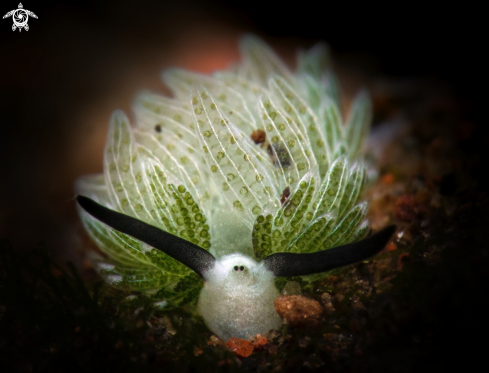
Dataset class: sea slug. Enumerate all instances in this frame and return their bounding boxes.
[75,35,395,341]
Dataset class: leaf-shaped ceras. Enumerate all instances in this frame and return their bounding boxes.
[97,112,207,293]
[192,88,280,227]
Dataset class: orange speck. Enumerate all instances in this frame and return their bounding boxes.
[386,242,396,252]
[253,335,268,350]
[381,173,395,185]
[251,129,266,144]
[397,252,411,270]
[226,338,254,358]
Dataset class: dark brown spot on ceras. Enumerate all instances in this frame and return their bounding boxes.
[251,129,266,144]
[267,143,291,169]
[155,124,162,133]
[280,186,291,206]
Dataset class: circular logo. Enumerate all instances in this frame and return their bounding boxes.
[12,9,28,28]
[3,3,38,32]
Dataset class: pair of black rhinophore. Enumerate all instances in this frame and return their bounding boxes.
[77,195,396,278]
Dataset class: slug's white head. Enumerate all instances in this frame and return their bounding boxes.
[197,254,281,341]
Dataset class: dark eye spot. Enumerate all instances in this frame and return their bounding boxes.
[234,266,239,271]
[240,266,244,271]
[155,124,162,133]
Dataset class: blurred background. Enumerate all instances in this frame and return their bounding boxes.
[0,0,484,259]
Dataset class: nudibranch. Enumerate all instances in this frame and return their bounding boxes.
[75,36,395,341]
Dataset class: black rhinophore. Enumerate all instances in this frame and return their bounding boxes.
[76,195,216,279]
[77,195,396,280]
[263,225,397,277]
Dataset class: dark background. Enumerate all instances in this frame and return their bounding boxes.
[1,0,483,259]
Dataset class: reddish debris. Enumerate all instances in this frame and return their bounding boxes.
[395,194,426,222]
[251,129,266,144]
[252,334,268,350]
[226,338,254,358]
[381,173,395,185]
[326,275,339,284]
[274,295,324,328]
[280,186,291,206]
[397,252,411,270]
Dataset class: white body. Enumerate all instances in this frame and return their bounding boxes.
[197,254,282,341]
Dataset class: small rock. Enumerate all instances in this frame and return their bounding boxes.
[274,295,323,328]
[252,334,268,350]
[281,281,302,295]
[266,329,281,341]
[208,335,225,347]
[395,194,426,222]
[298,336,310,348]
[160,315,176,335]
[226,338,254,358]
[320,293,336,315]
[149,315,176,335]
[334,293,344,303]
[397,252,411,270]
